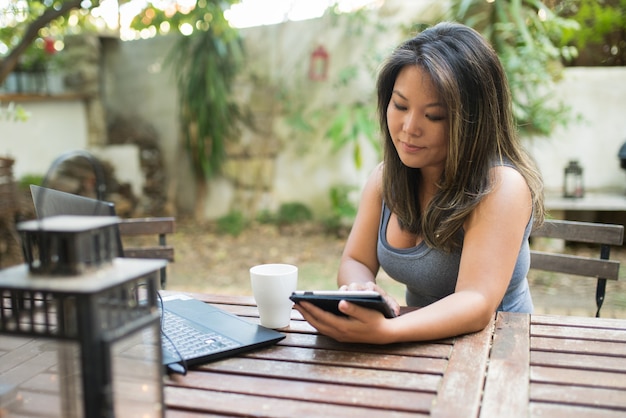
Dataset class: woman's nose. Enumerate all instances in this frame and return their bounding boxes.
[402,112,422,136]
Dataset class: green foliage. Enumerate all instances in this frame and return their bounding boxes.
[255,203,314,226]
[0,102,30,122]
[445,0,580,137]
[216,211,248,236]
[328,185,358,220]
[280,9,386,172]
[320,66,380,170]
[255,209,276,224]
[276,202,313,225]
[552,0,626,65]
[557,0,626,48]
[131,1,244,181]
[0,1,101,56]
[321,185,358,236]
[18,174,43,190]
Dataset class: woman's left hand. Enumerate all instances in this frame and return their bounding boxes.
[339,281,401,317]
[293,298,394,344]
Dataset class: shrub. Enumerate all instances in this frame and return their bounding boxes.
[18,174,44,190]
[276,202,313,225]
[216,211,248,236]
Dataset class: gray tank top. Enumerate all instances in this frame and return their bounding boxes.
[377,193,534,313]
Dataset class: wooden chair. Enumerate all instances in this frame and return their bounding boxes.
[530,219,624,317]
[118,217,175,289]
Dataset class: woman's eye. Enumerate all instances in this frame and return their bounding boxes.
[426,114,445,121]
[392,102,407,111]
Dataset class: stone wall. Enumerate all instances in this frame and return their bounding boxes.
[62,35,107,147]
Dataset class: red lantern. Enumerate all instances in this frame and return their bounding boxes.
[308,45,329,81]
[44,37,56,55]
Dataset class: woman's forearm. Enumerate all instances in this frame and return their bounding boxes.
[384,290,494,343]
[337,257,378,288]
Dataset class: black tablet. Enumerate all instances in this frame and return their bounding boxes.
[290,290,397,318]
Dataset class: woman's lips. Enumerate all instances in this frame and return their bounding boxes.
[399,141,424,153]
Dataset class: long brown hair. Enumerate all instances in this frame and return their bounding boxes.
[377,22,544,252]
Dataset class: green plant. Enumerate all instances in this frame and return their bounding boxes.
[216,211,248,236]
[255,203,312,227]
[323,185,358,236]
[167,18,244,181]
[18,173,44,190]
[554,0,626,65]
[325,102,379,171]
[131,1,245,219]
[279,8,387,172]
[275,202,313,226]
[444,0,580,137]
[0,102,30,122]
[255,209,276,225]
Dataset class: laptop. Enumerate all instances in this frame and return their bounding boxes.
[30,185,124,256]
[159,293,284,367]
[30,185,286,369]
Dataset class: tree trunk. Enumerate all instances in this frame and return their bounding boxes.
[193,175,209,221]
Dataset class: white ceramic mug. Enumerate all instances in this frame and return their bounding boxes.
[250,263,298,329]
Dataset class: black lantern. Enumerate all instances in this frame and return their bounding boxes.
[563,160,584,198]
[0,215,166,417]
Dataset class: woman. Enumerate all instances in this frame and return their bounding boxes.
[293,22,544,344]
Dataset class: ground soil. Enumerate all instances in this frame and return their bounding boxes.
[2,216,625,319]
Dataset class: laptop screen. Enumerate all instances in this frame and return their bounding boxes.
[30,184,124,256]
[30,184,116,218]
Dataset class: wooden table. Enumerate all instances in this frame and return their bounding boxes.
[165,294,626,417]
[544,191,626,224]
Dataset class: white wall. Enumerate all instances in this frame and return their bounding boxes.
[527,67,626,195]
[0,99,89,179]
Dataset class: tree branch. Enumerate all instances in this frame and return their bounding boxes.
[0,0,85,85]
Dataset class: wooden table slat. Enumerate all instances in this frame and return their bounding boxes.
[431,315,494,418]
[0,340,58,383]
[166,386,426,418]
[278,332,453,357]
[532,314,626,330]
[532,324,626,342]
[530,402,626,418]
[166,411,230,418]
[479,312,530,418]
[244,345,447,374]
[531,382,626,410]
[204,302,306,323]
[532,335,626,356]
[179,292,256,306]
[195,356,441,392]
[531,365,626,389]
[2,390,64,417]
[531,350,626,373]
[167,370,435,413]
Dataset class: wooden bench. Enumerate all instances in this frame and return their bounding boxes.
[530,219,624,317]
[118,217,175,289]
[0,157,19,267]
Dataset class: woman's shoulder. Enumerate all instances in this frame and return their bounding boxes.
[486,164,532,209]
[490,164,528,186]
[364,162,384,193]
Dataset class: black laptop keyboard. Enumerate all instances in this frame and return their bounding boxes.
[161,310,239,359]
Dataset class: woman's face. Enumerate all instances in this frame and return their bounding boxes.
[386,65,449,176]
